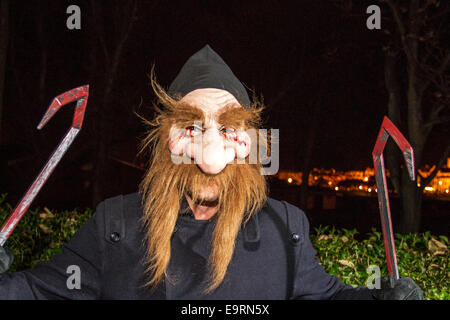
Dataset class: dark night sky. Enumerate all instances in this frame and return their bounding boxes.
[0,0,448,209]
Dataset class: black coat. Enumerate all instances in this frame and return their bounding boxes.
[0,193,374,299]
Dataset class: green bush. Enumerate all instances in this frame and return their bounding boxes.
[311,226,449,300]
[0,194,448,299]
[0,194,93,273]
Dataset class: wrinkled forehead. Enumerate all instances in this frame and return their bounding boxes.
[180,88,241,119]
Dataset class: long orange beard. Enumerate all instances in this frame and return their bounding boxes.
[139,78,267,293]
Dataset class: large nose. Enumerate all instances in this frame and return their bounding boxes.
[195,128,234,174]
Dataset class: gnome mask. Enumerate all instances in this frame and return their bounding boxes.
[168,45,252,176]
[140,45,267,293]
[168,88,252,175]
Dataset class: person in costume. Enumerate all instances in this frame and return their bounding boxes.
[0,45,423,299]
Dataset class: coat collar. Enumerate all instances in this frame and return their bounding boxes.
[176,196,261,243]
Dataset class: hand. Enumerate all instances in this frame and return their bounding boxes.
[0,246,14,275]
[372,276,424,300]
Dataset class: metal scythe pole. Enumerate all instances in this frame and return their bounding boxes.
[0,85,89,247]
[372,116,415,288]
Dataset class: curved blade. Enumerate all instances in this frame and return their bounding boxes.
[372,116,415,287]
[0,86,89,246]
[37,85,89,130]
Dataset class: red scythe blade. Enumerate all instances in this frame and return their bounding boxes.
[0,85,89,247]
[372,116,415,288]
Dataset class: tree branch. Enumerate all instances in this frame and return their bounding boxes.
[109,155,144,171]
[420,52,450,94]
[90,0,110,64]
[424,115,450,130]
[420,145,450,190]
[385,0,413,63]
[417,170,426,180]
[424,104,450,130]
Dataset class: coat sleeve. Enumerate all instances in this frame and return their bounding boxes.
[290,205,374,300]
[0,201,107,300]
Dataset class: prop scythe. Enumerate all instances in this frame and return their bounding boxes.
[0,85,89,247]
[372,116,415,288]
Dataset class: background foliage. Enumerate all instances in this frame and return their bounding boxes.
[0,195,448,300]
[311,225,449,300]
[0,195,93,273]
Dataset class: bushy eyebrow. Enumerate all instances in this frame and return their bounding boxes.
[169,102,205,127]
[218,104,258,129]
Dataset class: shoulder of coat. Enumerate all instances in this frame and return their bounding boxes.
[101,192,143,219]
[263,197,306,218]
[261,198,308,244]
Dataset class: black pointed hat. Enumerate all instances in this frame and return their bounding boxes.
[168,45,251,107]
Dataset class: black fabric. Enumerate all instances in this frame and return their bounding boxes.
[104,194,125,244]
[243,214,260,243]
[280,200,303,246]
[168,45,251,108]
[0,193,374,300]
[372,277,424,300]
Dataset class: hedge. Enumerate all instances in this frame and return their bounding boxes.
[310,226,449,300]
[0,194,448,300]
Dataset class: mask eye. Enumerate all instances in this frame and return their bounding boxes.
[220,127,235,134]
[185,125,203,137]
